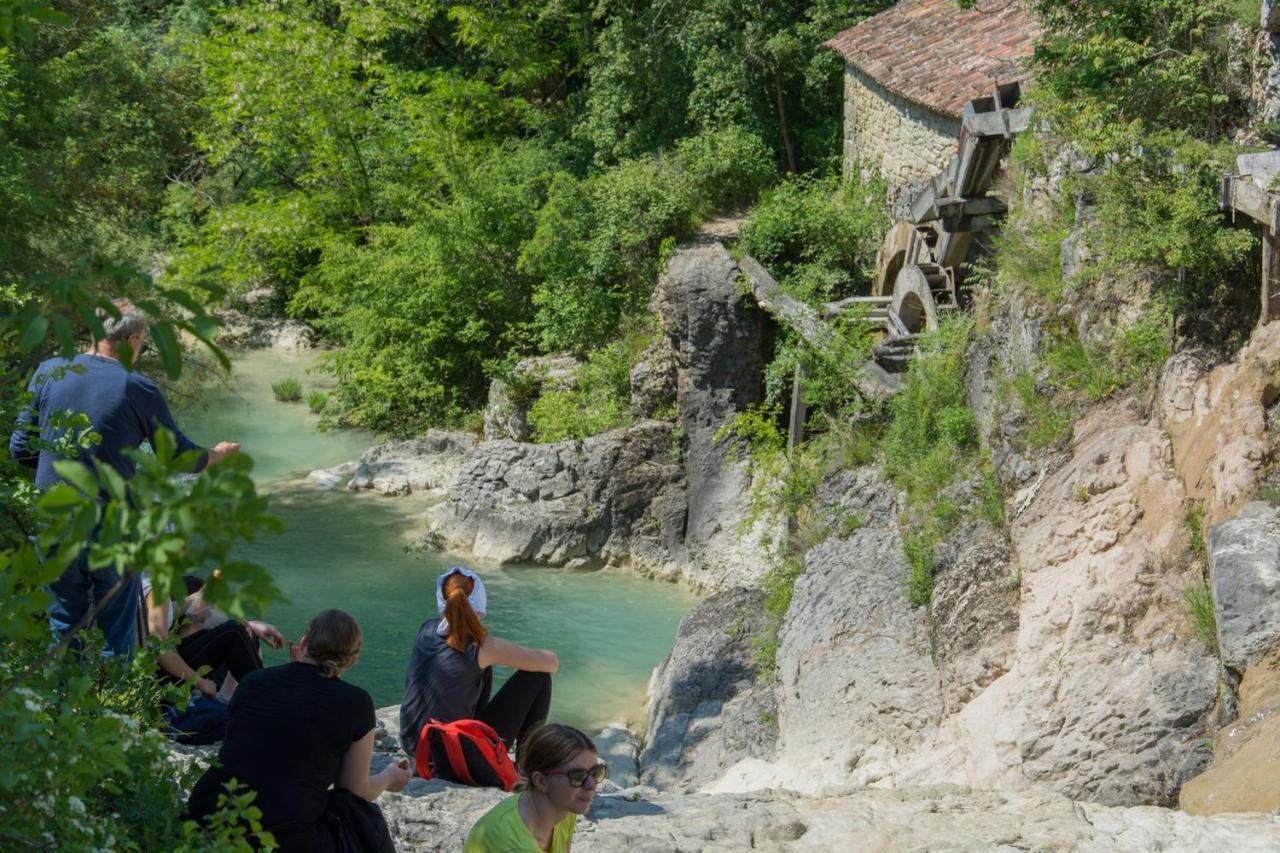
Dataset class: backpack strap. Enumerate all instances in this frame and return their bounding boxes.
[413,721,436,781]
[439,726,477,786]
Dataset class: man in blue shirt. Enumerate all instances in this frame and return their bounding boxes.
[9,299,240,656]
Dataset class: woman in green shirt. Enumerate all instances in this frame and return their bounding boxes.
[464,724,607,853]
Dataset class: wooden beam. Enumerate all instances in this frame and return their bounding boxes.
[737,255,896,400]
[822,295,892,320]
[1224,177,1279,232]
[787,363,807,458]
[962,106,1033,138]
[939,213,1001,233]
[919,194,1007,226]
[1263,232,1280,324]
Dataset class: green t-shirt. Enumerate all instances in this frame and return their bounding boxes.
[464,794,578,853]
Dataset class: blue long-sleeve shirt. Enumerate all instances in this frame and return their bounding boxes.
[9,354,208,491]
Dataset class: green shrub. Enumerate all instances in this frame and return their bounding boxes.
[755,553,805,675]
[1027,0,1243,144]
[762,553,805,619]
[271,377,302,402]
[1044,336,1120,403]
[753,631,780,678]
[1258,483,1280,505]
[1081,139,1253,305]
[883,317,974,505]
[527,327,649,442]
[992,216,1069,303]
[936,405,976,448]
[306,389,328,414]
[975,464,1007,528]
[878,317,1012,607]
[738,170,888,301]
[718,405,786,466]
[523,154,697,354]
[840,512,865,537]
[676,127,778,215]
[1040,304,1174,408]
[762,315,876,420]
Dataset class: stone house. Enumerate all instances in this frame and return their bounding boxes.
[826,0,1038,208]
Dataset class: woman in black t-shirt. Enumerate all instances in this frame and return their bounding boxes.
[187,609,411,851]
[400,567,559,770]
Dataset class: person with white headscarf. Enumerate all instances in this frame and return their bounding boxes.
[399,567,559,768]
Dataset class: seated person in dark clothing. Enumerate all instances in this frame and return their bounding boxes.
[142,573,283,700]
[187,609,411,851]
[400,567,559,775]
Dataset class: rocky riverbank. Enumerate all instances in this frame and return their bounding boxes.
[360,707,1280,851]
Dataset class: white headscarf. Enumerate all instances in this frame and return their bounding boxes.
[435,566,487,637]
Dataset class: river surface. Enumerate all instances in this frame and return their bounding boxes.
[180,349,695,733]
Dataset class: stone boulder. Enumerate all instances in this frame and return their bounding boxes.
[1208,501,1280,672]
[348,431,479,497]
[424,420,683,570]
[305,461,357,491]
[639,588,777,792]
[593,725,640,790]
[484,354,579,442]
[1181,647,1280,816]
[651,242,778,591]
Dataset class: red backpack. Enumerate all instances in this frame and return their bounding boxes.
[413,719,519,791]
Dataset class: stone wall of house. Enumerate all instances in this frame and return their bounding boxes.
[842,66,960,210]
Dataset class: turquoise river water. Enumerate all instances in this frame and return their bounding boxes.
[180,349,695,733]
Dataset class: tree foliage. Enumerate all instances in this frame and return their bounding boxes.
[161,0,890,435]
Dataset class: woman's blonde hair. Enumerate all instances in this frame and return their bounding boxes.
[304,609,361,678]
[515,724,596,792]
[442,571,487,653]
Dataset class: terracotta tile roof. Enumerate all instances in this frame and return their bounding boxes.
[826,0,1039,118]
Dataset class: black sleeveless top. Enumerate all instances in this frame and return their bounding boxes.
[400,618,485,755]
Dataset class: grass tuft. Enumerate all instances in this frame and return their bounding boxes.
[271,377,302,402]
[1184,579,1217,649]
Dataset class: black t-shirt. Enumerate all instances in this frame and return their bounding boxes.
[188,662,375,834]
[400,618,485,755]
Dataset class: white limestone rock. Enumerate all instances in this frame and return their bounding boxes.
[305,461,357,491]
[349,431,479,497]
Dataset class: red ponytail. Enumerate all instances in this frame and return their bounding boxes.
[443,573,487,652]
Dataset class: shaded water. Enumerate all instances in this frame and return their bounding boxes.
[181,350,695,732]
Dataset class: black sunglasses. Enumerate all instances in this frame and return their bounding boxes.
[544,763,608,788]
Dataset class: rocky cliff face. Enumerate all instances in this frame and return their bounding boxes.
[649,242,777,591]
[645,410,1215,807]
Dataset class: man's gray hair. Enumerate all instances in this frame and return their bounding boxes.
[97,298,148,342]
